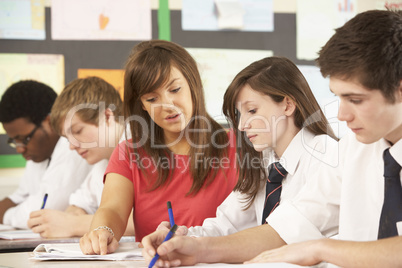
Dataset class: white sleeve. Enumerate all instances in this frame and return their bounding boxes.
[268,139,343,244]
[7,160,44,205]
[69,160,108,214]
[187,190,259,237]
[3,139,92,229]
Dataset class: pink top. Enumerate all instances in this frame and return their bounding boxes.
[105,131,238,241]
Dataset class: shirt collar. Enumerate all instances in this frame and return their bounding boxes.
[388,138,402,167]
[280,128,315,175]
[262,128,315,176]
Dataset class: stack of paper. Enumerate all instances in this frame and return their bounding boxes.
[0,224,15,232]
[0,229,41,240]
[32,242,144,261]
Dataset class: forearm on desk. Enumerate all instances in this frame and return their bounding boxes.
[65,205,88,216]
[197,224,286,264]
[316,237,402,268]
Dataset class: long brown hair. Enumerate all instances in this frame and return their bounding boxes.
[223,56,338,207]
[124,40,229,195]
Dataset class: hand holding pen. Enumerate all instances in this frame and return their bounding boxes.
[155,201,188,236]
[148,224,178,268]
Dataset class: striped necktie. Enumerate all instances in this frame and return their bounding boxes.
[378,148,402,239]
[262,162,288,224]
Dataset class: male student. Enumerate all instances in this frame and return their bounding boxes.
[141,9,402,267]
[0,80,92,229]
[27,77,134,238]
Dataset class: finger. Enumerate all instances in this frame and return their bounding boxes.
[107,238,119,254]
[31,222,47,236]
[27,216,42,228]
[156,221,171,231]
[142,248,154,262]
[90,236,101,255]
[98,233,111,255]
[175,226,188,236]
[142,232,164,256]
[29,210,42,218]
[80,236,95,255]
[166,259,181,267]
[156,236,184,256]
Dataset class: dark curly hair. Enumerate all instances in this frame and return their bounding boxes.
[0,80,57,125]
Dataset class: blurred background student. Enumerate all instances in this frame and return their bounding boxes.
[0,80,92,229]
[27,77,134,238]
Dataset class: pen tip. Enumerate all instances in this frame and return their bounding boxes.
[167,201,172,208]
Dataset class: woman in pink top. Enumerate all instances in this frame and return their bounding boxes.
[79,40,238,254]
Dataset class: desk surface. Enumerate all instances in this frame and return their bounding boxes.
[0,251,148,267]
[0,252,306,268]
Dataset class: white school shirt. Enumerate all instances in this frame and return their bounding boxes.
[69,131,129,214]
[187,129,339,237]
[269,132,402,244]
[68,159,109,214]
[3,137,92,229]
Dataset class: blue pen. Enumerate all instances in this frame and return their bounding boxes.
[167,201,175,227]
[148,224,178,268]
[41,193,48,209]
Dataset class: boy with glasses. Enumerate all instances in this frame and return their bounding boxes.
[0,80,92,229]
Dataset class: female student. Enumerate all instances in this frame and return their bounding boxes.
[27,76,134,238]
[80,40,238,255]
[142,56,340,267]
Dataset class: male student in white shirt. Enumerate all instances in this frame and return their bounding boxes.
[27,77,134,238]
[0,80,92,229]
[141,9,402,268]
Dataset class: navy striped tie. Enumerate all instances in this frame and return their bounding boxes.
[262,162,288,224]
[378,148,402,239]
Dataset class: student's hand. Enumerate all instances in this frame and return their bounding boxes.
[142,229,202,267]
[65,205,87,216]
[28,209,76,238]
[156,221,188,236]
[245,239,324,266]
[80,228,119,255]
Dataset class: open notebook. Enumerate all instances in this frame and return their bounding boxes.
[32,242,144,261]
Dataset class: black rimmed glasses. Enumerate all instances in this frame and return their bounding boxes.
[7,125,40,148]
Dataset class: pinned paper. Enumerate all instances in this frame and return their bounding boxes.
[51,0,151,40]
[182,0,273,32]
[215,0,244,30]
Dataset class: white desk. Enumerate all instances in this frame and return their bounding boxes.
[0,252,148,267]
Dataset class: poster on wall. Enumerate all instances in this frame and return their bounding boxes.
[51,0,151,40]
[77,69,125,100]
[0,0,45,40]
[296,0,357,60]
[186,48,273,123]
[0,53,65,135]
[182,0,274,31]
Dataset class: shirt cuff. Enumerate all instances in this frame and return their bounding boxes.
[268,202,325,244]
